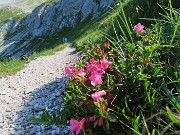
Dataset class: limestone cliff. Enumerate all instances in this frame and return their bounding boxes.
[0,0,114,58]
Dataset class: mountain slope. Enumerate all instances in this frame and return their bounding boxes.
[0,0,114,58]
[0,0,47,11]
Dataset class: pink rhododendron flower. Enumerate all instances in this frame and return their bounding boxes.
[76,68,86,77]
[87,58,101,73]
[134,23,145,33]
[101,56,112,70]
[70,118,86,135]
[91,90,106,102]
[89,71,103,86]
[89,116,95,122]
[90,58,99,65]
[98,117,104,126]
[87,63,104,75]
[86,63,97,73]
[64,66,75,76]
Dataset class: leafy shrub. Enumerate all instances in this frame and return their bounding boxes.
[29,1,180,134]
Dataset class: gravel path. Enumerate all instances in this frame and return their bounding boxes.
[0,45,79,135]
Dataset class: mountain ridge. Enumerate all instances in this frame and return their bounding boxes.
[0,0,114,58]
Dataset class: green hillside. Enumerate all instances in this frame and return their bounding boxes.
[0,7,27,25]
[0,0,47,11]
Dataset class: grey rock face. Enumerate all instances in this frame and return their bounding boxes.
[0,0,114,58]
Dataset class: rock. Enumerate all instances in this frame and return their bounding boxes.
[0,0,114,58]
[6,108,11,112]
[29,126,36,134]
[36,132,42,135]
[48,130,56,134]
[55,92,61,97]
[11,115,18,121]
[36,126,41,132]
[0,112,3,123]
[0,123,3,129]
[18,117,25,123]
[0,45,78,134]
[50,94,56,100]
[34,104,45,111]
[15,129,23,135]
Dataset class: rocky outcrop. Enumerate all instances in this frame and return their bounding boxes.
[0,0,114,58]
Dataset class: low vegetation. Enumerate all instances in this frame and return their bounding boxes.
[0,0,179,134]
[29,0,180,134]
[0,6,27,25]
[0,43,67,78]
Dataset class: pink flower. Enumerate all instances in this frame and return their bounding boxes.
[134,23,145,33]
[89,71,103,86]
[87,58,101,73]
[76,68,86,77]
[101,56,112,70]
[87,63,104,74]
[91,90,106,102]
[89,116,95,122]
[98,117,104,126]
[90,58,99,65]
[86,63,97,73]
[64,66,75,76]
[70,118,86,135]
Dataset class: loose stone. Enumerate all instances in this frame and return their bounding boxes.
[0,45,79,134]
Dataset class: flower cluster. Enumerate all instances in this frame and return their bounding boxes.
[64,45,113,134]
[69,90,107,134]
[70,118,86,135]
[64,56,111,87]
[87,56,111,86]
[91,90,106,102]
[134,22,145,33]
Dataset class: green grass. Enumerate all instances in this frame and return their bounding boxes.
[0,6,27,24]
[28,42,68,60]
[0,59,25,78]
[0,43,68,78]
[44,0,59,6]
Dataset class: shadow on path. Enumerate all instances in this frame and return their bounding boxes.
[13,77,70,135]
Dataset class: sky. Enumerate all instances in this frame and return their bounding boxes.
[0,0,17,4]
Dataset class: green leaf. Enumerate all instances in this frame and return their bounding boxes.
[105,118,110,133]
[151,129,156,135]
[166,106,180,124]
[108,112,118,122]
[144,81,153,105]
[28,116,44,123]
[133,115,140,133]
[122,108,131,120]
[151,44,160,53]
[161,80,180,111]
